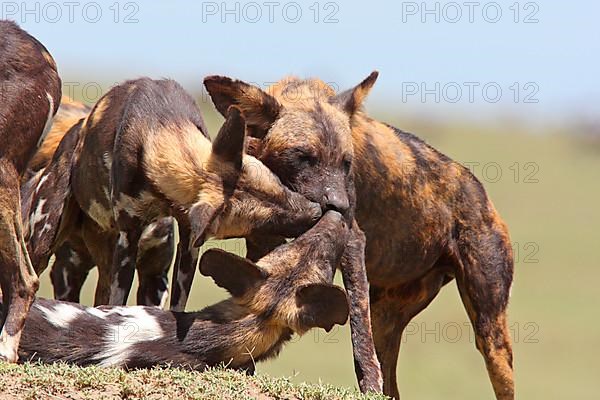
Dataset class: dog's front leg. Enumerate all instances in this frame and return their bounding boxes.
[340,220,383,394]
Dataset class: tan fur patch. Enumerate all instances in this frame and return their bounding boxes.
[240,155,285,197]
[41,49,57,70]
[268,77,336,108]
[224,314,287,364]
[88,96,111,128]
[27,97,89,172]
[352,116,416,195]
[479,314,514,399]
[143,123,216,207]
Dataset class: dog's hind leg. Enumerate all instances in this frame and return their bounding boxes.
[371,267,448,399]
[454,225,515,400]
[169,222,200,311]
[136,217,176,307]
[50,239,94,303]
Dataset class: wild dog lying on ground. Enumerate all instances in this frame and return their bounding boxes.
[24,78,322,311]
[0,21,61,363]
[204,73,515,399]
[15,211,349,372]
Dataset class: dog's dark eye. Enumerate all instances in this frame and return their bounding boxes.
[298,153,317,166]
[293,149,317,167]
[343,156,352,174]
[282,148,317,169]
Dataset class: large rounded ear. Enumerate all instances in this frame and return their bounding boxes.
[199,248,267,297]
[295,284,349,332]
[212,106,246,170]
[188,201,219,248]
[331,71,379,116]
[204,75,281,138]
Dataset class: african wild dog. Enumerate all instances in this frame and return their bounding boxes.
[15,210,349,373]
[204,73,382,392]
[20,97,91,286]
[21,100,177,307]
[0,21,61,363]
[204,73,515,399]
[51,78,322,311]
[21,118,85,276]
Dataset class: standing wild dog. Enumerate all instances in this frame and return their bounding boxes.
[204,73,515,399]
[21,99,177,306]
[62,78,321,310]
[0,21,61,362]
[21,118,85,278]
[20,97,91,284]
[16,210,350,373]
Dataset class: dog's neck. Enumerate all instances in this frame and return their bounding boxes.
[175,299,294,368]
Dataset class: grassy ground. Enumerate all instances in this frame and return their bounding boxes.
[0,363,387,400]
[27,105,600,399]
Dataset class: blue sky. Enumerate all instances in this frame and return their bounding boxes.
[10,0,600,122]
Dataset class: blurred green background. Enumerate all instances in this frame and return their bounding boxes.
[36,105,600,399]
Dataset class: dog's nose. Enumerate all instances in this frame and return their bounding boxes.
[324,191,350,215]
[322,209,343,222]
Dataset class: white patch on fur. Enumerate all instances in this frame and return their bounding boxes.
[140,233,169,251]
[40,222,53,236]
[102,186,110,202]
[69,249,81,267]
[55,267,70,298]
[36,302,83,329]
[35,174,49,193]
[138,220,174,258]
[159,290,169,309]
[94,307,163,367]
[29,198,49,237]
[0,330,19,362]
[172,269,194,312]
[140,221,159,238]
[87,307,109,319]
[102,152,112,171]
[37,92,55,148]
[117,231,129,248]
